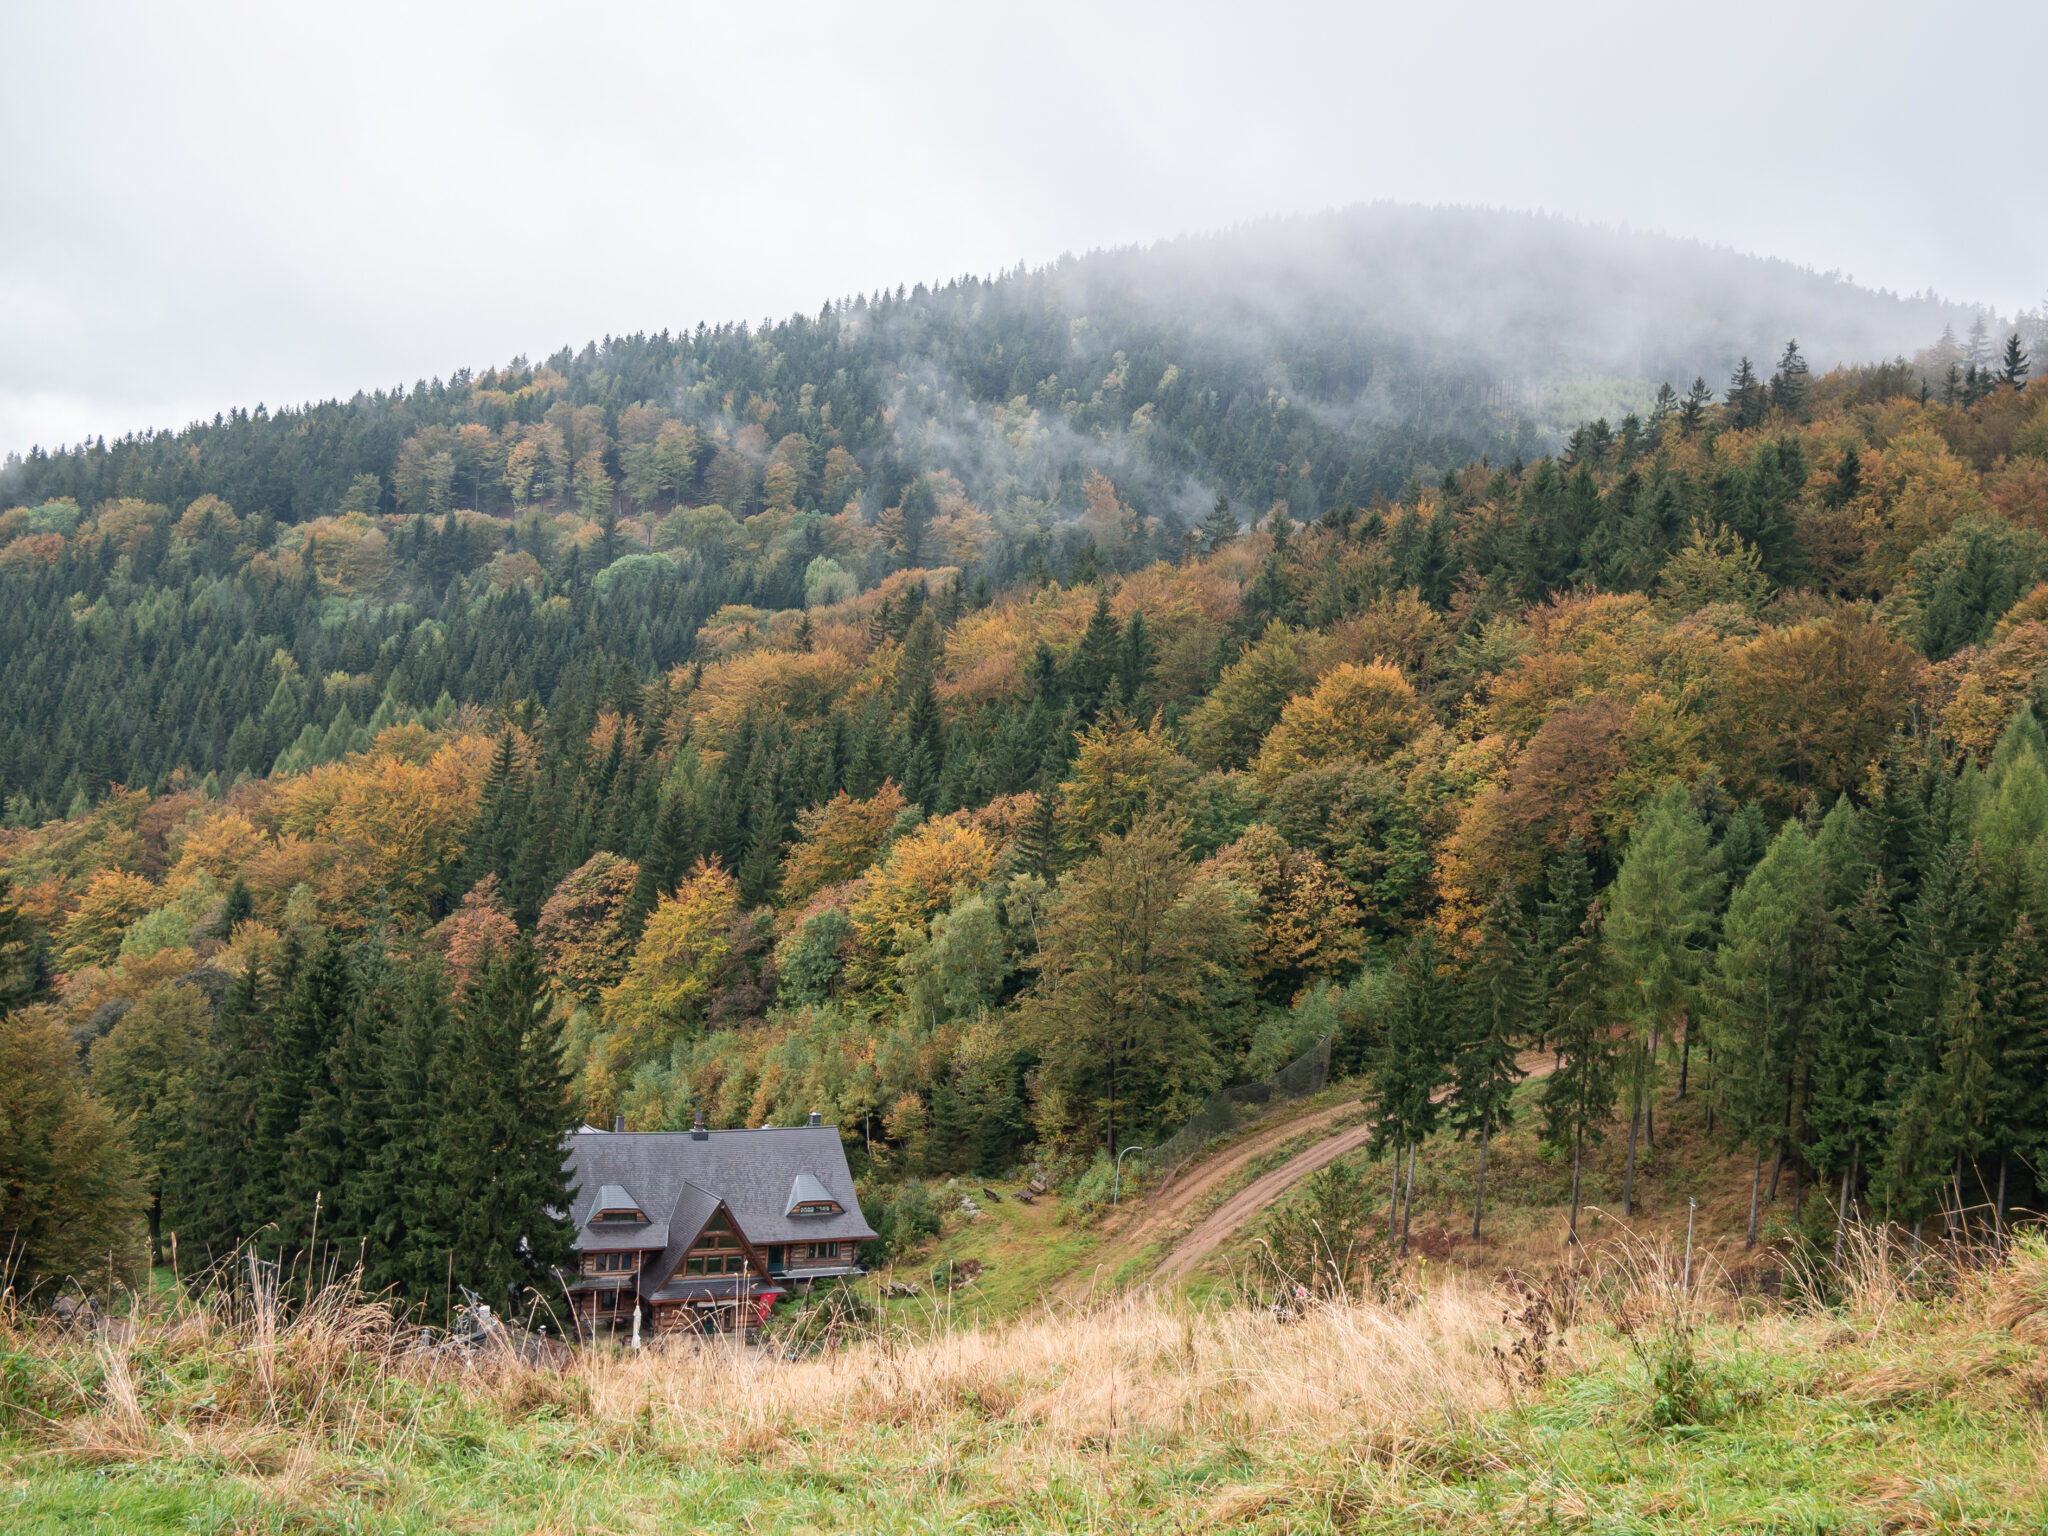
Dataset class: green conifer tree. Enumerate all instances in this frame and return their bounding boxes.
[434,944,576,1315]
[1606,785,1720,1214]
[1707,820,1833,1245]
[1451,884,1534,1238]
[1539,900,1617,1244]
[1366,928,1456,1252]
[166,963,270,1265]
[1808,875,1895,1258]
[263,940,359,1258]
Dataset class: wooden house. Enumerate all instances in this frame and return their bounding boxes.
[560,1111,876,1335]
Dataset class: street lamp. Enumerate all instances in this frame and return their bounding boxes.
[1113,1145,1147,1207]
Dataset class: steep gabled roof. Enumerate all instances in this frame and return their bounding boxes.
[563,1125,877,1267]
[640,1182,722,1300]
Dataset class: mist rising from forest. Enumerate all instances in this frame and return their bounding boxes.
[810,205,1986,528]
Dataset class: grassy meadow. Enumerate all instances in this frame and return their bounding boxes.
[7,1220,2048,1534]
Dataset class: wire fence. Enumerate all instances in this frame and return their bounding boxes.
[1140,1036,1332,1190]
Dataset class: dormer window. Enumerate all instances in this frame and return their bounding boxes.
[785,1172,843,1218]
[589,1183,648,1223]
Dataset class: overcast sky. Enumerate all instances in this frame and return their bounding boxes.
[3,0,2038,459]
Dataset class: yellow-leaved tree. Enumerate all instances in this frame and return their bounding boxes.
[536,851,641,1002]
[59,869,159,971]
[1057,711,1198,858]
[1250,661,1429,787]
[596,861,741,1111]
[779,782,908,908]
[1202,823,1364,1004]
[842,816,1003,1002]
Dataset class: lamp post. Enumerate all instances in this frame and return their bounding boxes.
[1113,1145,1147,1208]
[1683,1199,1697,1294]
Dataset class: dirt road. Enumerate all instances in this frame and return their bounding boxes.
[1062,1097,1366,1296]
[1147,1049,1560,1285]
[1151,1120,1381,1283]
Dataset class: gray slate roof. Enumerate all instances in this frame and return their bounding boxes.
[563,1126,877,1287]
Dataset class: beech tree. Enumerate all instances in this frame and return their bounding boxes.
[1023,813,1249,1155]
[0,1005,148,1300]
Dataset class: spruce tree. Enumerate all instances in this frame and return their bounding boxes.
[1725,357,1765,429]
[1679,377,1714,434]
[1878,838,1987,1232]
[1808,875,1895,1258]
[1451,884,1534,1238]
[1769,339,1810,419]
[1533,837,1594,1015]
[212,875,255,940]
[1366,928,1456,1252]
[262,939,358,1258]
[1539,901,1617,1244]
[434,944,576,1316]
[167,963,270,1267]
[2002,332,2031,390]
[1200,494,1238,554]
[364,961,455,1308]
[1982,914,2048,1228]
[1070,593,1120,719]
[1707,820,1833,1245]
[1018,776,1062,883]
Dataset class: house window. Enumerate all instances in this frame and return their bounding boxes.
[592,1208,647,1223]
[790,1241,849,1265]
[793,1201,841,1216]
[685,1253,748,1276]
[583,1251,637,1274]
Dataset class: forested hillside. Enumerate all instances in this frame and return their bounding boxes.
[3,229,2047,1316]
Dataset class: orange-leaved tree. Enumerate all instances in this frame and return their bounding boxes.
[779,782,908,909]
[1203,823,1364,1004]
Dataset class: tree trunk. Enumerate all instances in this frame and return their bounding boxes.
[1400,1143,1416,1255]
[1568,1125,1584,1245]
[1791,1159,1802,1222]
[1746,1154,1763,1249]
[1622,1082,1643,1218]
[1471,1119,1490,1241]
[1997,1156,2009,1242]
[1678,1012,1691,1100]
[1767,1080,1792,1198]
[1645,1025,1658,1150]
[1389,1152,1402,1242]
[1832,1141,1857,1266]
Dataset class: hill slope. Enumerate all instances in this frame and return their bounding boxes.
[3,205,1980,533]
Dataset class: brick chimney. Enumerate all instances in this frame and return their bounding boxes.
[612,1113,624,1133]
[807,1111,822,1127]
[691,1109,709,1142]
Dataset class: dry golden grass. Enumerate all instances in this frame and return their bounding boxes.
[7,1230,2048,1532]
